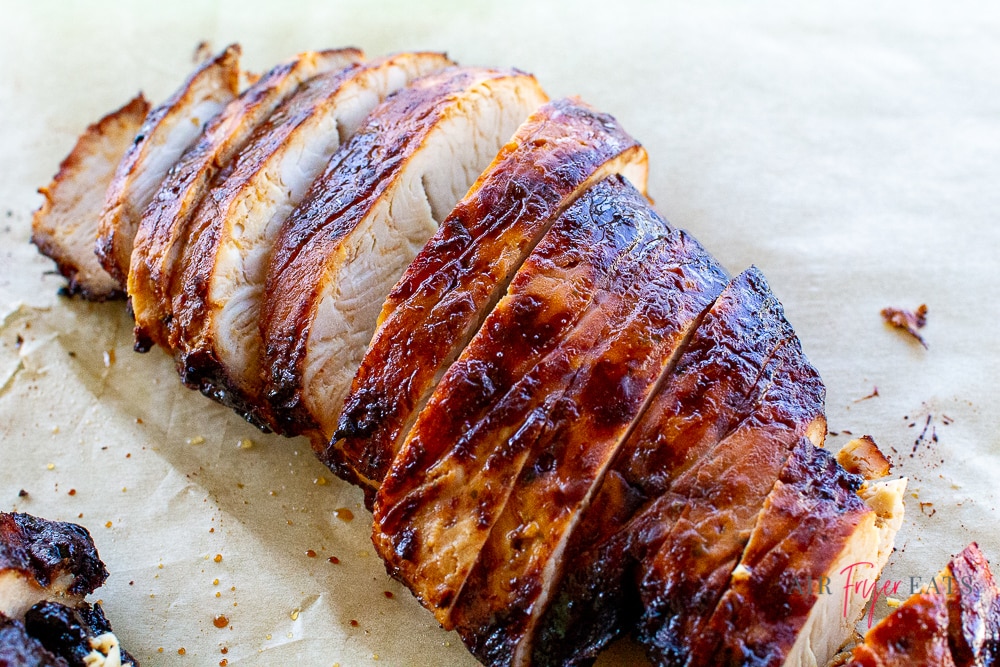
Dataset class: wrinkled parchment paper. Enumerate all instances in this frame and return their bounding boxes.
[2,1,999,664]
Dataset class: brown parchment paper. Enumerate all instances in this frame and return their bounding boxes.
[2,1,999,665]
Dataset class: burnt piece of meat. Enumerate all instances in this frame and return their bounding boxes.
[25,601,136,667]
[0,613,69,667]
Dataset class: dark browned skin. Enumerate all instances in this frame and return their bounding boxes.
[329,96,648,493]
[373,176,679,622]
[261,67,534,437]
[130,49,363,353]
[0,513,107,597]
[25,601,138,667]
[166,62,370,428]
[849,593,957,667]
[0,614,68,667]
[636,311,825,667]
[96,45,241,287]
[449,202,728,665]
[529,267,822,666]
[947,543,1000,666]
[690,438,868,666]
[31,94,149,301]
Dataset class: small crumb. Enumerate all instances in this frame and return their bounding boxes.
[187,435,205,446]
[881,304,928,348]
[178,647,186,655]
[221,647,228,655]
[103,349,115,367]
[306,549,317,558]
[265,634,272,641]
[290,609,300,621]
[237,438,253,450]
[46,463,55,470]
[349,620,359,627]
[158,563,164,569]
[373,655,379,661]
[215,592,221,598]
[333,507,354,523]
[328,556,340,564]
[68,489,76,496]
[213,615,229,628]
[383,591,394,599]
[136,417,143,424]
[18,489,28,497]
[157,648,163,653]
[209,527,215,533]
[105,521,112,528]
[314,476,327,485]
[129,581,134,586]
[213,578,220,586]
[121,487,127,492]
[220,661,228,667]
[214,554,223,563]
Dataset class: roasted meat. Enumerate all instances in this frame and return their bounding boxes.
[691,439,904,667]
[96,45,241,285]
[128,48,364,353]
[330,96,650,494]
[0,513,134,666]
[848,543,1000,667]
[167,52,454,427]
[31,94,149,301]
[261,66,548,442]
[372,175,727,631]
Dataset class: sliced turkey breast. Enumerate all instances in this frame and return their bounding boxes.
[446,179,728,667]
[691,439,905,667]
[848,543,1000,667]
[96,44,240,285]
[0,512,107,622]
[261,67,548,441]
[128,48,364,352]
[31,94,149,301]
[529,267,825,665]
[167,53,454,428]
[372,175,709,629]
[329,97,649,494]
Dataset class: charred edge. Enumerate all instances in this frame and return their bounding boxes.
[179,348,273,433]
[30,236,126,302]
[0,512,108,596]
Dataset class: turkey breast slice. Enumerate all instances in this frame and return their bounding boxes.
[96,44,240,286]
[31,94,149,301]
[848,542,1000,667]
[261,67,548,442]
[691,439,905,667]
[446,178,728,667]
[371,175,710,629]
[168,53,454,429]
[530,267,826,666]
[128,48,364,352]
[329,96,649,495]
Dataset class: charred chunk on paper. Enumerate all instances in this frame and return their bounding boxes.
[881,304,928,349]
[837,435,892,480]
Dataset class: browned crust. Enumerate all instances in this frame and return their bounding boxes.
[96,44,241,288]
[947,543,1000,666]
[129,49,363,354]
[531,267,824,665]
[30,94,149,301]
[0,512,107,597]
[328,96,649,492]
[838,435,892,480]
[372,176,711,628]
[690,438,868,666]
[449,184,727,665]
[260,67,539,437]
[850,593,956,666]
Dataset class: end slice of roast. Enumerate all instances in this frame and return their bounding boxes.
[261,66,548,442]
[691,438,905,667]
[0,512,107,620]
[31,94,149,301]
[330,96,650,493]
[167,52,454,428]
[96,44,241,286]
[128,48,364,352]
[848,542,1000,667]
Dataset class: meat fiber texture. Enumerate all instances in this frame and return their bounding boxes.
[5,4,1000,667]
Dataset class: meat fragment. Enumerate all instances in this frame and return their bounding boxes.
[31,94,149,300]
[881,303,928,348]
[838,435,893,480]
